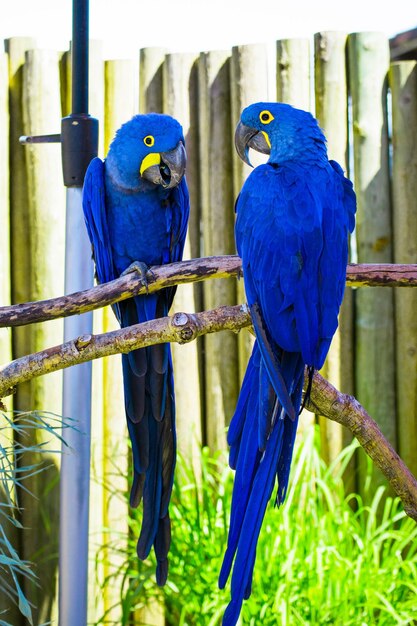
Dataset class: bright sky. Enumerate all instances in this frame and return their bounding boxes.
[1,0,416,58]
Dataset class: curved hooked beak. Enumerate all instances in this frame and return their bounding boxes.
[140,141,187,189]
[234,120,271,167]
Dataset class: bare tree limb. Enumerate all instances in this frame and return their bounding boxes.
[1,300,417,521]
[307,374,417,522]
[0,304,251,398]
[0,257,416,329]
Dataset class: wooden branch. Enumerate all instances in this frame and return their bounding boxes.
[347,262,417,287]
[0,256,241,328]
[0,257,416,329]
[0,304,251,398]
[1,299,416,520]
[307,374,417,522]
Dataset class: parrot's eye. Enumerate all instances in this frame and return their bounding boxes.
[259,110,274,124]
[143,135,155,147]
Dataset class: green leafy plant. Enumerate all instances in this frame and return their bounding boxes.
[95,426,417,625]
[0,410,73,626]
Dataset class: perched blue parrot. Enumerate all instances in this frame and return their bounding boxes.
[219,102,356,624]
[82,113,189,585]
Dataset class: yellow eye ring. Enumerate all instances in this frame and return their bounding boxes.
[259,110,274,124]
[143,135,155,147]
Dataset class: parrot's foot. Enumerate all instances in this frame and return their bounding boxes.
[121,261,155,294]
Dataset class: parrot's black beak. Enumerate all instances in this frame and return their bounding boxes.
[141,141,187,189]
[234,120,271,167]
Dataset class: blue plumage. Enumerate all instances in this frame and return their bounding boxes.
[82,113,189,585]
[220,102,356,624]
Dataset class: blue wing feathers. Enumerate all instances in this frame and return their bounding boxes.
[82,158,115,285]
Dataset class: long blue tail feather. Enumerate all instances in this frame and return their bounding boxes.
[120,294,176,585]
[220,341,305,625]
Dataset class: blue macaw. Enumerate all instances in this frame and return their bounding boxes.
[82,113,189,586]
[219,102,356,624]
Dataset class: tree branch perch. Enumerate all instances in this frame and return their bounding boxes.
[0,257,416,328]
[1,301,417,522]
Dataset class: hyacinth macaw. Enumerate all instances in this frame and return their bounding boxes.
[219,102,356,624]
[82,113,189,586]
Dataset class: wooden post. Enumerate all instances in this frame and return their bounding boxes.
[348,32,396,494]
[6,38,35,408]
[276,38,311,110]
[390,61,417,477]
[91,58,137,625]
[199,50,238,450]
[163,52,203,468]
[0,54,11,377]
[230,44,271,383]
[20,47,66,625]
[0,50,18,626]
[139,47,166,113]
[314,32,355,473]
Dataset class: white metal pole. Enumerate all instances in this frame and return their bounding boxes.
[59,186,94,625]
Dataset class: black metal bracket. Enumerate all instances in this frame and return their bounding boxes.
[19,0,99,189]
[19,113,98,188]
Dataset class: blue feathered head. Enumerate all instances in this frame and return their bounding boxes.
[235,102,328,166]
[106,113,186,191]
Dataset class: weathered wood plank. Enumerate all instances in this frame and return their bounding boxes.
[139,47,166,113]
[390,60,417,477]
[163,52,203,468]
[199,50,238,450]
[0,49,18,626]
[348,31,396,495]
[314,31,354,474]
[276,37,311,109]
[20,47,66,625]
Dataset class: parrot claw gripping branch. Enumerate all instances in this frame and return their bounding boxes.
[82,113,190,586]
[219,102,356,626]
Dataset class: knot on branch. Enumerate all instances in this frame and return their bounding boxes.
[75,334,93,350]
[171,312,198,344]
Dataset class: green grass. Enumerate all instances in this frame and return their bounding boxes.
[95,425,417,625]
[0,410,74,626]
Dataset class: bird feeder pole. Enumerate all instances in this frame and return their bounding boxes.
[20,1,98,623]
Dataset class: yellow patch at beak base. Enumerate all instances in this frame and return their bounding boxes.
[140,152,160,176]
[261,130,271,149]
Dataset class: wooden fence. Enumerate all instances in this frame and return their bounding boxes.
[0,30,416,625]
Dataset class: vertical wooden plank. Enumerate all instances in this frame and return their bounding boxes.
[0,53,11,377]
[139,47,166,113]
[230,43,271,383]
[390,61,417,477]
[6,37,35,410]
[20,47,66,626]
[0,50,19,626]
[348,32,396,493]
[314,32,354,471]
[163,52,203,468]
[276,38,311,110]
[199,50,238,450]
[100,58,136,624]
